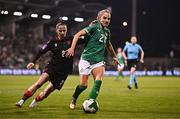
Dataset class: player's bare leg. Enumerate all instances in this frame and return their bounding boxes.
[29,82,55,108]
[15,73,49,107]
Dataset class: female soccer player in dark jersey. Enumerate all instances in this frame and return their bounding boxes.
[122,36,144,90]
[66,9,119,109]
[15,22,73,108]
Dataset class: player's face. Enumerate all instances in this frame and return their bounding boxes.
[131,36,137,44]
[56,25,67,39]
[99,12,111,27]
[117,48,122,53]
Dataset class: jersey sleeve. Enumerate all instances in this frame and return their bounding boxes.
[32,40,51,63]
[123,44,128,52]
[83,24,97,35]
[137,44,143,52]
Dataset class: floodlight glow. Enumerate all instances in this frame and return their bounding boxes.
[1,10,9,15]
[74,17,84,22]
[61,16,68,21]
[1,10,4,14]
[4,11,8,15]
[42,15,51,19]
[31,13,38,18]
[13,11,22,16]
[123,21,128,26]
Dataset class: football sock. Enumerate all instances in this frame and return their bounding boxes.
[134,76,138,84]
[35,95,43,102]
[119,72,124,78]
[73,85,87,99]
[88,80,102,100]
[22,90,32,101]
[129,74,135,87]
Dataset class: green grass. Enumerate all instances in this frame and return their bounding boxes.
[0,75,180,119]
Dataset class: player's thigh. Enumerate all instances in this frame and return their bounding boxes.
[78,59,91,75]
[118,64,124,71]
[92,66,105,80]
[29,73,49,91]
[130,67,136,74]
[36,73,49,85]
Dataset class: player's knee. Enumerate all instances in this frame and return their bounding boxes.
[79,84,87,90]
[80,80,88,86]
[80,83,88,87]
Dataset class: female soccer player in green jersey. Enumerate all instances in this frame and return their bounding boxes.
[66,9,119,109]
[115,47,125,80]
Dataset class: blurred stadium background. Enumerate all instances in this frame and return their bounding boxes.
[0,0,179,76]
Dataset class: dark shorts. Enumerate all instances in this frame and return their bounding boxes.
[127,59,138,70]
[43,63,69,90]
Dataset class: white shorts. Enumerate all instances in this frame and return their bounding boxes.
[117,64,125,70]
[78,59,105,75]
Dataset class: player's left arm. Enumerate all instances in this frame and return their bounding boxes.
[27,41,51,69]
[106,41,119,66]
[139,45,144,63]
[122,46,128,66]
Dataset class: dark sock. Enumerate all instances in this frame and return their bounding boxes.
[73,85,87,99]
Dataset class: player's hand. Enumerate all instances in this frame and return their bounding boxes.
[124,60,128,66]
[113,57,119,66]
[140,59,144,63]
[66,47,74,58]
[27,62,34,69]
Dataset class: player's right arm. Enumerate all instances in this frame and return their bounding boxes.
[66,23,97,58]
[66,30,87,57]
[27,41,51,69]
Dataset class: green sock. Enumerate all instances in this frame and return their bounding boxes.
[118,72,122,77]
[73,85,87,99]
[88,80,102,100]
[119,72,124,78]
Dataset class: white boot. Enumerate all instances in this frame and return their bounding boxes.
[15,99,24,107]
[69,97,76,109]
[29,99,38,108]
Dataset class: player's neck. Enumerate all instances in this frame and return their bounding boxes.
[57,36,64,41]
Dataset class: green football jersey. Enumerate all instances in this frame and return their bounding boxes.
[117,53,124,64]
[81,21,110,64]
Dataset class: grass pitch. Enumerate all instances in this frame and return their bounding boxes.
[0,75,180,119]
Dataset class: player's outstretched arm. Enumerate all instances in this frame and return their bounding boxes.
[66,29,86,57]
